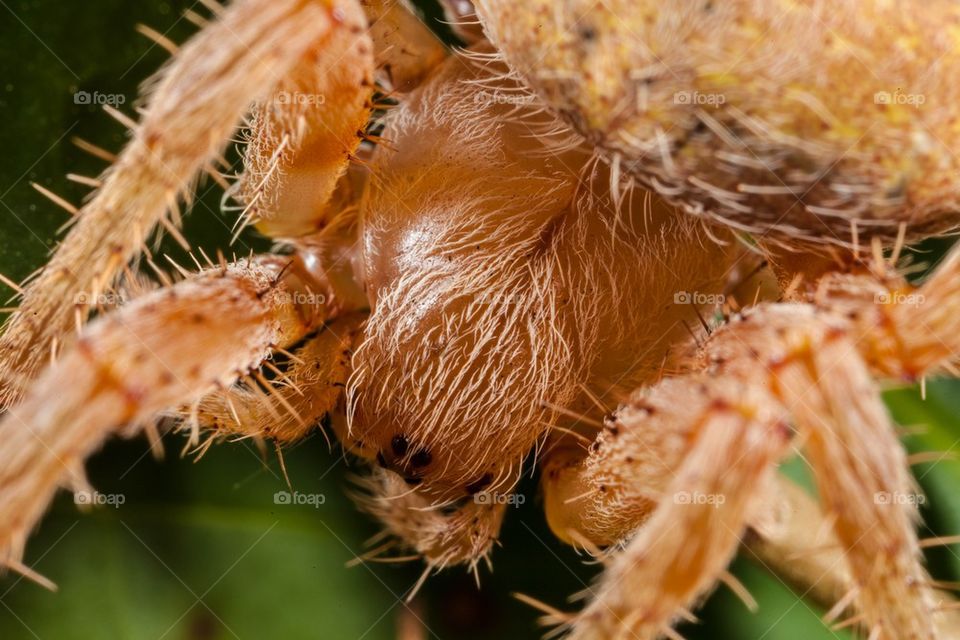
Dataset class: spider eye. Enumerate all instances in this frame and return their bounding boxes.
[465,473,493,496]
[410,449,433,468]
[391,434,409,456]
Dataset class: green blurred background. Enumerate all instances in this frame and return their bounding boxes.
[0,1,958,639]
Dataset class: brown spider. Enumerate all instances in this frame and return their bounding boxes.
[1,0,960,638]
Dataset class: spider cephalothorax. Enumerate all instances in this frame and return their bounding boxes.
[344,50,738,506]
[1,1,960,639]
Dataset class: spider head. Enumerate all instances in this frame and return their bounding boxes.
[343,277,570,502]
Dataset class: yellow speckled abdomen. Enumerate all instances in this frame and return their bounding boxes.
[477,0,960,247]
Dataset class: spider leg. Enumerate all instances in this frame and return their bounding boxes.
[195,312,365,443]
[354,468,508,576]
[763,318,936,639]
[195,0,448,437]
[363,0,448,92]
[546,378,790,640]
[545,271,960,639]
[871,245,960,378]
[231,0,450,239]
[747,473,960,633]
[745,475,852,610]
[229,1,375,238]
[550,354,938,639]
[0,256,328,570]
[0,0,373,411]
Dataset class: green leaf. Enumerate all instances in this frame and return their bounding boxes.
[0,439,410,640]
[886,380,960,582]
